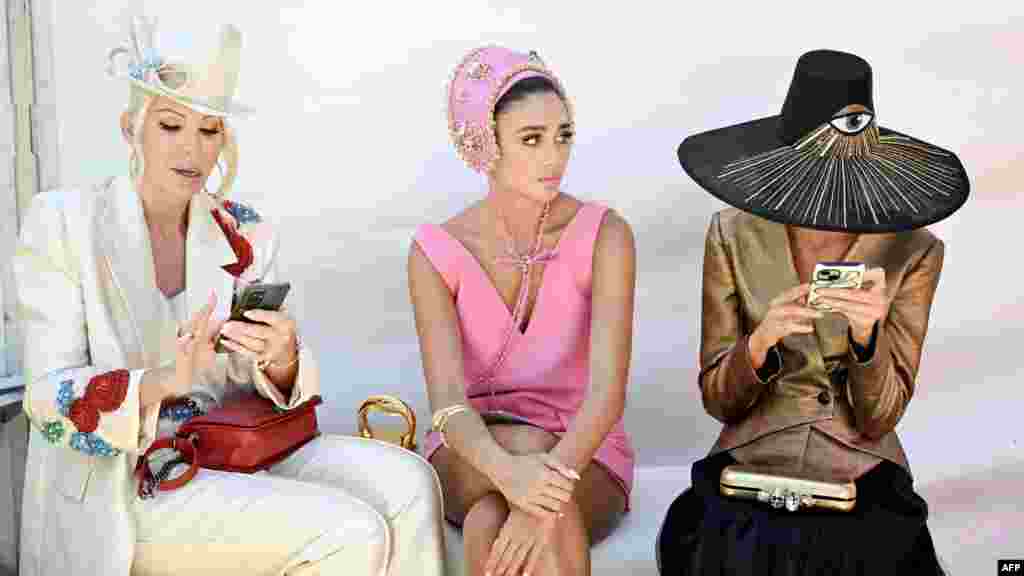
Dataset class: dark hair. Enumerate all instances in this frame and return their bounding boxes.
[493,76,564,117]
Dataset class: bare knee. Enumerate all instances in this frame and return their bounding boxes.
[430,447,496,524]
[462,494,510,575]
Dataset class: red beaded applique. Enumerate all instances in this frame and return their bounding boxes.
[84,369,130,412]
[68,398,101,433]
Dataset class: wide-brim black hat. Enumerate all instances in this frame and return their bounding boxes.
[678,49,969,233]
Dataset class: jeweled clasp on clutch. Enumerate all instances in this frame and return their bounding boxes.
[757,487,814,512]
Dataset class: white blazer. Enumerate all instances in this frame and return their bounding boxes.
[13,176,319,576]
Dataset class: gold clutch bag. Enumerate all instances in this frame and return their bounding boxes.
[719,465,857,512]
[357,395,417,451]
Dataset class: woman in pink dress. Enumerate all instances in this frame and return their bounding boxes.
[408,46,637,576]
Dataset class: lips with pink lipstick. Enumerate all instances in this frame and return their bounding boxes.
[540,175,562,186]
[172,167,202,180]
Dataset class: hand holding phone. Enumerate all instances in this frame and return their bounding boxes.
[215,282,291,353]
[807,262,865,310]
[807,265,889,345]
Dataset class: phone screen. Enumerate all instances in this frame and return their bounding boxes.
[216,282,290,353]
[230,282,290,322]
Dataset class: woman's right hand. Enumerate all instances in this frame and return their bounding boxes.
[491,452,579,520]
[167,292,224,398]
[749,284,823,369]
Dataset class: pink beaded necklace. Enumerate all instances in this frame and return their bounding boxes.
[477,196,560,401]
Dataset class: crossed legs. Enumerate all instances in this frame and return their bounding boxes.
[430,424,626,575]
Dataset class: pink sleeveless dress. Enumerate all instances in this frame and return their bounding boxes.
[414,202,634,503]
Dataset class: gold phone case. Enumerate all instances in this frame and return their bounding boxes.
[719,464,857,512]
[808,262,865,310]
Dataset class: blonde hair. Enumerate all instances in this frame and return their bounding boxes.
[125,86,239,198]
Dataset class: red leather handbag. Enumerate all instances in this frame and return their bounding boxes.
[136,393,322,499]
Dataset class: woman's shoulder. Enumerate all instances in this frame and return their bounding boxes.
[586,201,633,250]
[21,179,116,235]
[31,178,113,213]
[707,207,756,237]
[439,201,484,238]
[874,227,944,266]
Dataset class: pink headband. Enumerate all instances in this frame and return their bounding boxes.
[447,45,572,173]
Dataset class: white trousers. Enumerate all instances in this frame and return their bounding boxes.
[131,435,446,576]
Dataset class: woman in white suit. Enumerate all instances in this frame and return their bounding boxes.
[13,16,445,576]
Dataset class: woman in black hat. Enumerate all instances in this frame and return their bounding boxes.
[657,49,966,575]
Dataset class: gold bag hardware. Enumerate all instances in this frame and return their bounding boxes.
[719,464,856,512]
[357,395,417,451]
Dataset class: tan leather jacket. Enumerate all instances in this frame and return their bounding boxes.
[700,208,944,480]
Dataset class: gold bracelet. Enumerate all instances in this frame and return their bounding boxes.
[431,404,472,449]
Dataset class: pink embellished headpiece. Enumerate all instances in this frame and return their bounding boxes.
[447,45,572,173]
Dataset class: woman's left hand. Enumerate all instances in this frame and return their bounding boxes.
[485,507,558,576]
[218,308,299,371]
[815,267,890,345]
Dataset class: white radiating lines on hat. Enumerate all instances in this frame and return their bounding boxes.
[717,122,961,228]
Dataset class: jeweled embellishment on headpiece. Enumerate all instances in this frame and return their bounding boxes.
[465,60,491,80]
[446,46,569,173]
[453,121,488,166]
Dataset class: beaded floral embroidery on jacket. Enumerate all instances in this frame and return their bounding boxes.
[43,370,130,456]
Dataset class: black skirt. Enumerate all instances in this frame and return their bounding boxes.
[656,451,946,575]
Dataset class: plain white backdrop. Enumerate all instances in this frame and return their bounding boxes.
[40,1,1022,493]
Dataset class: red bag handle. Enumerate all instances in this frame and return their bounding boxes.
[136,434,200,499]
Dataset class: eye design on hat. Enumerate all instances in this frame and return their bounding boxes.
[677,50,969,233]
[717,104,962,229]
[829,104,875,135]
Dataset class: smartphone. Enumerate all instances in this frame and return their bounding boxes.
[807,262,864,310]
[215,282,291,352]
